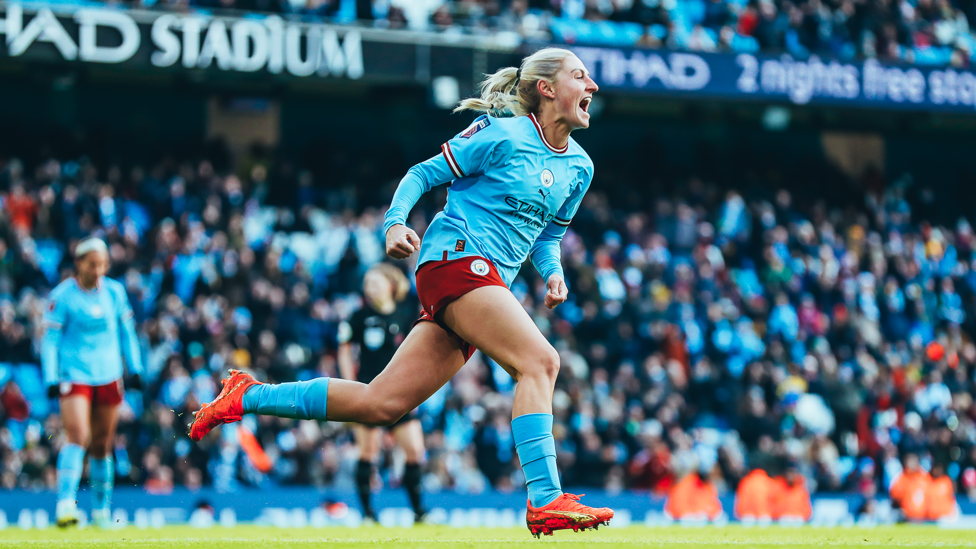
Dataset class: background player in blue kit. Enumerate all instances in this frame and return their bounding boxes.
[42,238,144,528]
[190,47,613,537]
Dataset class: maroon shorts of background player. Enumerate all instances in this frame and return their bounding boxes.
[60,379,124,407]
[414,255,508,361]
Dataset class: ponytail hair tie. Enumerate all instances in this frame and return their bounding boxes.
[512,68,522,94]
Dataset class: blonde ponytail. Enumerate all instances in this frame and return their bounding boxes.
[455,48,575,117]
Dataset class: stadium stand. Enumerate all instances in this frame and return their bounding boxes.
[0,133,974,510]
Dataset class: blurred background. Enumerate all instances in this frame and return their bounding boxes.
[2,0,976,528]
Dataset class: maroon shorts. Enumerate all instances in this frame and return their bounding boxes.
[60,379,124,407]
[415,256,509,361]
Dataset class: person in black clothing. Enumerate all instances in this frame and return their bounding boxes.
[338,263,426,524]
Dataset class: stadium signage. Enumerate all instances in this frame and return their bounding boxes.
[0,4,363,78]
[574,46,976,113]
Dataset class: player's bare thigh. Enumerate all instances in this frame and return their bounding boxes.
[327,321,466,425]
[441,285,558,416]
[441,285,555,378]
[89,404,120,459]
[60,394,92,447]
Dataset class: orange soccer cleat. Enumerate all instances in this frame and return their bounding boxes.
[525,493,614,537]
[189,369,262,441]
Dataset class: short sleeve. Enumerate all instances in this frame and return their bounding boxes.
[440,116,509,179]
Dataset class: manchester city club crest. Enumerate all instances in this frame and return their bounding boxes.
[541,169,554,187]
[90,305,103,318]
[470,259,490,276]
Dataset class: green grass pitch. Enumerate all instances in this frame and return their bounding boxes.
[0,525,972,548]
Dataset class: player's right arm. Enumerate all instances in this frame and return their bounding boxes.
[383,115,509,259]
[40,288,67,397]
[336,319,358,380]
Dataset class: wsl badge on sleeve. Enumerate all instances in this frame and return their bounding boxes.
[460,117,491,138]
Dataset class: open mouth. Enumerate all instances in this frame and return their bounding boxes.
[579,97,591,114]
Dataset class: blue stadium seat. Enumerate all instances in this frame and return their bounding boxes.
[912,46,952,65]
[732,33,760,52]
[13,364,50,419]
[681,0,707,25]
[551,18,647,47]
[34,239,63,286]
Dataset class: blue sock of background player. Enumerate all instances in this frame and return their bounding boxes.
[89,457,114,515]
[56,443,85,509]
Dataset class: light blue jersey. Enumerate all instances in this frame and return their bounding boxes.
[383,113,593,287]
[41,277,144,387]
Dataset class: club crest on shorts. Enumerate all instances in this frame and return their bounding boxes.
[470,259,490,276]
[541,169,554,188]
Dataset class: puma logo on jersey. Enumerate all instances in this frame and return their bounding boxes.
[538,189,551,202]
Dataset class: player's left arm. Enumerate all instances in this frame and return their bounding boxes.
[40,290,67,397]
[114,284,145,379]
[529,166,592,309]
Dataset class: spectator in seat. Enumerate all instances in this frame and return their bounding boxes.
[925,463,957,522]
[735,467,775,523]
[889,453,931,522]
[772,462,812,523]
[666,462,723,522]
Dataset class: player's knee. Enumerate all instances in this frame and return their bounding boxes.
[65,428,90,447]
[88,440,111,459]
[515,345,560,385]
[531,345,560,384]
[542,346,560,381]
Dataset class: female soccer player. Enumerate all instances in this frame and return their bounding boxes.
[42,238,144,528]
[337,264,426,523]
[190,47,613,536]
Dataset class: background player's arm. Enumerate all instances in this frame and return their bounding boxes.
[336,321,358,380]
[40,294,67,394]
[116,286,145,378]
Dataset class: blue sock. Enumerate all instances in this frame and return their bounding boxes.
[89,457,114,512]
[241,378,330,419]
[57,443,85,504]
[513,413,562,508]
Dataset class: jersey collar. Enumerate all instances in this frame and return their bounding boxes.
[528,113,569,154]
[73,277,102,293]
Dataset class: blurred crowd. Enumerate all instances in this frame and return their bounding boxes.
[92,0,976,67]
[1,136,976,512]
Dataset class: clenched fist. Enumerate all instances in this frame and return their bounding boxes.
[386,224,421,259]
[544,274,568,309]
